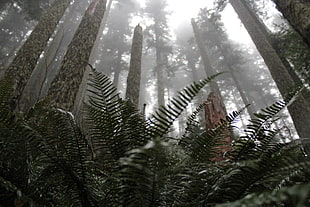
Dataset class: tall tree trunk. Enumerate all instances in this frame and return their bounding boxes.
[204,16,257,119]
[243,0,304,87]
[191,18,227,112]
[112,51,123,87]
[230,0,310,138]
[19,0,89,111]
[156,51,166,107]
[73,0,113,116]
[154,21,166,107]
[47,0,106,111]
[191,19,222,95]
[126,25,143,107]
[4,0,72,110]
[205,92,232,161]
[272,0,310,48]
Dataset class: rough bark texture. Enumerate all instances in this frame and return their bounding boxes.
[126,25,143,107]
[230,0,310,138]
[205,92,232,161]
[19,0,90,112]
[272,0,310,48]
[4,0,72,110]
[47,0,106,111]
[73,0,113,116]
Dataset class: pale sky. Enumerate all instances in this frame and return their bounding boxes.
[136,0,252,43]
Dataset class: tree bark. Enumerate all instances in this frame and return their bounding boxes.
[19,0,89,111]
[126,25,143,107]
[73,0,113,116]
[205,92,232,161]
[230,0,310,138]
[47,0,106,111]
[4,0,72,110]
[272,0,310,48]
[191,18,227,112]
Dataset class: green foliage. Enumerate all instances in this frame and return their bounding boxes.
[0,68,309,206]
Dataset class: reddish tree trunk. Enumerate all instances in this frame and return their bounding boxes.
[205,91,232,161]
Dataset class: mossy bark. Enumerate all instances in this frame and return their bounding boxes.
[4,0,72,110]
[272,0,310,48]
[47,0,106,111]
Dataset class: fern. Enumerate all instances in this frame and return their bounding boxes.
[119,138,171,206]
[182,110,243,162]
[84,67,148,171]
[216,183,310,207]
[146,72,223,138]
[0,67,308,206]
[230,85,304,161]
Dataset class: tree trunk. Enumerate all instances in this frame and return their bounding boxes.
[243,1,304,87]
[230,0,310,138]
[126,25,143,107]
[272,0,310,48]
[73,0,113,116]
[205,92,232,161]
[191,19,222,95]
[19,0,89,111]
[112,51,123,87]
[4,0,72,110]
[204,16,257,119]
[47,0,106,111]
[191,18,227,112]
[154,21,166,107]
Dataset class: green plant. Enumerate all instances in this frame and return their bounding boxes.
[0,68,309,206]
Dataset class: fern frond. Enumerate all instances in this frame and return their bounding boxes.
[147,72,223,138]
[181,109,243,162]
[119,138,170,206]
[85,67,148,171]
[216,183,310,207]
[24,101,102,206]
[207,139,310,203]
[231,86,303,161]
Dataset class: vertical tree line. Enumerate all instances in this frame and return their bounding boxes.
[229,0,310,138]
[47,0,107,111]
[4,0,73,110]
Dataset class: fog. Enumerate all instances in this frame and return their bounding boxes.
[1,0,309,138]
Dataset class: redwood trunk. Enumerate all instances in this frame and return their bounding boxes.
[4,0,72,110]
[205,92,232,161]
[47,0,106,111]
